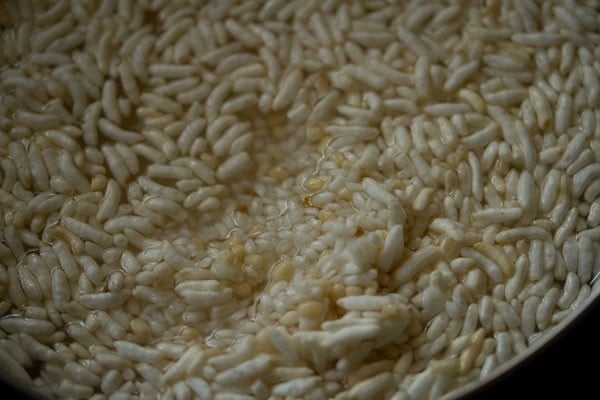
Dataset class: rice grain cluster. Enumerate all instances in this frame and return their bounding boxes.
[0,0,600,399]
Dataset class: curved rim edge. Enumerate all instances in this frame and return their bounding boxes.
[444,283,600,399]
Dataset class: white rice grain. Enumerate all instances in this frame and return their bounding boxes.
[395,247,441,284]
[0,316,55,336]
[536,287,560,330]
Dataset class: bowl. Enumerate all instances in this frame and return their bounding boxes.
[1,1,599,399]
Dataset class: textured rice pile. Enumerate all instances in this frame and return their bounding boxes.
[1,1,600,399]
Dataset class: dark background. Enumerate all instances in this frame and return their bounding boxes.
[1,298,598,400]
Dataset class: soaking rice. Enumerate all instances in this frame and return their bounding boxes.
[0,1,600,399]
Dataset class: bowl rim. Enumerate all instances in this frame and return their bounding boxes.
[444,282,600,399]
